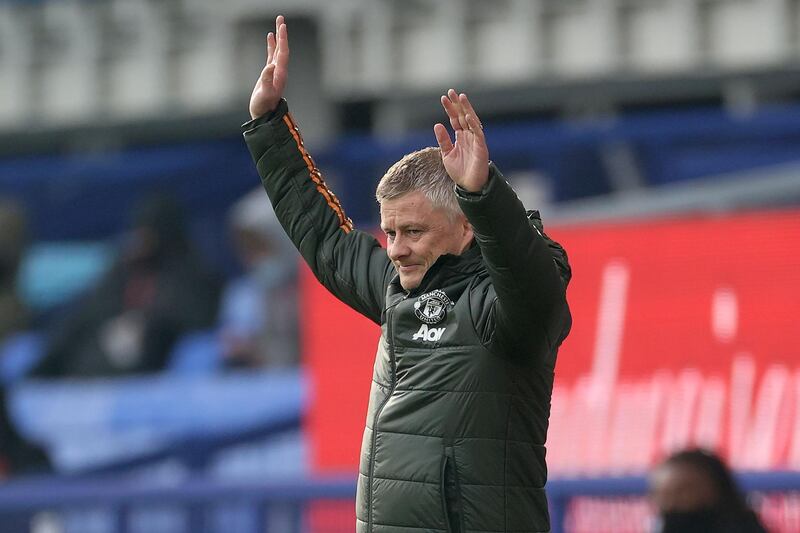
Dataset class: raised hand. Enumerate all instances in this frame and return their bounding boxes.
[249,15,290,120]
[433,90,490,192]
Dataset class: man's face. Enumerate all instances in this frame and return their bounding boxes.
[649,463,718,514]
[380,191,473,290]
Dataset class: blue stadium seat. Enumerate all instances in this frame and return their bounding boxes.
[166,331,222,375]
[17,241,114,312]
[7,370,306,473]
[0,332,45,385]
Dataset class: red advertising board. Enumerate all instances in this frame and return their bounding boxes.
[303,209,800,475]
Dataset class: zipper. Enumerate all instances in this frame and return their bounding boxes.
[367,292,407,530]
[441,447,465,533]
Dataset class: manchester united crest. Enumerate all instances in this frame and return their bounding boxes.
[413,290,451,324]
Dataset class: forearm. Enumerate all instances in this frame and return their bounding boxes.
[242,100,388,322]
[456,165,568,349]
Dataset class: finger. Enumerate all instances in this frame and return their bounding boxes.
[277,20,289,59]
[453,127,465,147]
[441,94,461,131]
[466,113,485,139]
[266,32,276,64]
[274,25,289,71]
[433,123,454,154]
[260,62,276,84]
[459,93,482,130]
[449,89,469,131]
[273,61,287,93]
[273,24,289,91]
[447,88,459,103]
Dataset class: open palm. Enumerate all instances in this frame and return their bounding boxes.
[249,15,289,120]
[434,90,490,192]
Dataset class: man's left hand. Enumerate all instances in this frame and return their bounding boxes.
[434,90,490,193]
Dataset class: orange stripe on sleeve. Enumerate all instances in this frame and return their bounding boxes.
[282,114,354,234]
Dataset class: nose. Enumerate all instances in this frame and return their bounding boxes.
[388,235,410,262]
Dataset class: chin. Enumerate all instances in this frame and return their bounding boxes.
[400,276,421,291]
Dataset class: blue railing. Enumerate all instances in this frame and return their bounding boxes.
[547,471,800,533]
[0,475,352,533]
[0,472,797,533]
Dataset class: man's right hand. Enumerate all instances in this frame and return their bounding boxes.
[249,15,289,120]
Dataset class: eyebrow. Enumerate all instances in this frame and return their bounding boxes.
[393,222,426,232]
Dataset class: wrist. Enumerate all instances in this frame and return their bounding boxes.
[459,166,490,193]
[242,99,288,129]
[250,97,281,120]
[455,163,498,199]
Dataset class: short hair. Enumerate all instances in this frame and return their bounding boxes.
[375,147,462,218]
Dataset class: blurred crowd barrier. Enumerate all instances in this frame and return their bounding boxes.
[0,472,798,533]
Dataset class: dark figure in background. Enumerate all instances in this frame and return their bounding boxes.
[649,448,768,533]
[32,195,221,377]
[0,198,51,478]
[0,390,50,479]
[0,198,29,339]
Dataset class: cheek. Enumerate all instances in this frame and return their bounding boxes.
[419,243,440,263]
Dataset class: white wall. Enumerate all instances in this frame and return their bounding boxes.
[0,0,797,132]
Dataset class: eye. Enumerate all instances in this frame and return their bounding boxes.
[407,229,422,237]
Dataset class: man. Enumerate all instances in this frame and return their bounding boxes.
[649,449,767,533]
[244,16,571,533]
[33,194,221,377]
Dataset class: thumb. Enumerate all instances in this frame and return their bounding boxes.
[260,63,276,84]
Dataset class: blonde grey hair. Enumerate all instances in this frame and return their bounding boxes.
[375,147,462,218]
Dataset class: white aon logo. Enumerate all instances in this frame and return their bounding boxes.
[413,324,446,342]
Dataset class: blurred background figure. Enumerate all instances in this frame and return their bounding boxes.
[218,188,300,369]
[0,388,50,480]
[0,198,29,341]
[649,449,768,533]
[31,194,221,377]
[0,198,50,478]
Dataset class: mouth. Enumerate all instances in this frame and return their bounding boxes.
[398,264,420,274]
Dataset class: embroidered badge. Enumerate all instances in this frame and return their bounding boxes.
[413,290,451,324]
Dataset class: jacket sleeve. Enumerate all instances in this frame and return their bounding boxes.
[456,164,571,362]
[242,100,391,324]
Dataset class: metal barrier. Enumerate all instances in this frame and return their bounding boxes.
[0,472,797,533]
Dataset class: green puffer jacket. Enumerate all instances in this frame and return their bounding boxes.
[244,100,572,533]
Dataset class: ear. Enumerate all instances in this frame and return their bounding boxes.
[460,217,474,251]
